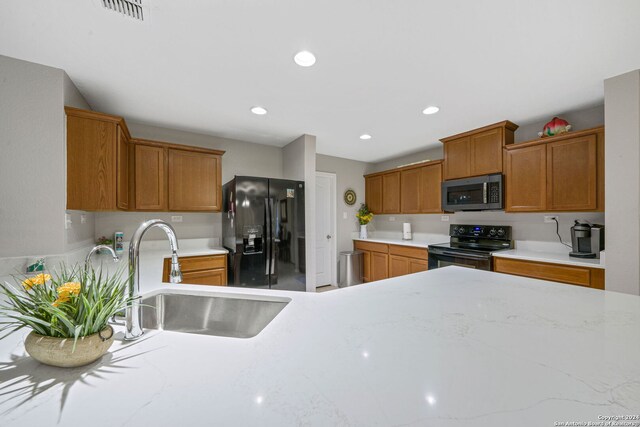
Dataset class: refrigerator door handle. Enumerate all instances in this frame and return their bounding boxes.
[269,198,277,275]
[264,198,271,275]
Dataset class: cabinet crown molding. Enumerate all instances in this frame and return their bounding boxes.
[504,126,605,150]
[440,120,519,144]
[363,159,443,178]
[64,106,131,140]
[131,138,226,156]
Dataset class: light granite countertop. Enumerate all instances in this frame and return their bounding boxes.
[493,240,605,269]
[87,238,228,293]
[352,232,449,249]
[1,267,638,426]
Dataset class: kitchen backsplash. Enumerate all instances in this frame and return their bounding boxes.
[370,211,605,243]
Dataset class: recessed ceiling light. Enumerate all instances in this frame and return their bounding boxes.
[422,106,440,115]
[359,134,372,140]
[294,51,316,67]
[250,106,267,115]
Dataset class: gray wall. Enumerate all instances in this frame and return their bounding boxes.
[371,212,604,244]
[367,146,443,174]
[515,104,604,142]
[0,56,94,257]
[316,154,369,255]
[366,104,604,175]
[604,70,640,295]
[94,122,284,241]
[283,135,317,291]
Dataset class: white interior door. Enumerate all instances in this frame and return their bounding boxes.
[315,172,336,287]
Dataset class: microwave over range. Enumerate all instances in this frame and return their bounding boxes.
[441,173,504,211]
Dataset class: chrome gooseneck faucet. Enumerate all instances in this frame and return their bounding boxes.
[126,219,182,340]
[85,245,119,268]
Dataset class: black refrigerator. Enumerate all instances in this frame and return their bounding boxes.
[222,176,306,291]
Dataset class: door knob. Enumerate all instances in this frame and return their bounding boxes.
[327,235,332,239]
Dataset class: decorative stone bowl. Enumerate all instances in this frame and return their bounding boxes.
[24,326,114,368]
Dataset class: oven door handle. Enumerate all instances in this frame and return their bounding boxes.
[429,248,490,260]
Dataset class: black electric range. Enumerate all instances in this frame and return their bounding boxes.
[428,224,513,271]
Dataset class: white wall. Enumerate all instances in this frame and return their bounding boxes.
[604,70,640,295]
[94,121,284,241]
[283,135,316,291]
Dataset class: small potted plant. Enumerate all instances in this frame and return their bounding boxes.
[356,204,373,239]
[0,264,132,368]
[96,236,114,254]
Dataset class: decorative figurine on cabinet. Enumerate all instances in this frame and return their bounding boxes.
[538,116,572,138]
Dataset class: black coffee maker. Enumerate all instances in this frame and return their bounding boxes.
[569,220,604,259]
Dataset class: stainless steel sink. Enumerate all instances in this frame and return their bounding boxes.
[141,292,290,338]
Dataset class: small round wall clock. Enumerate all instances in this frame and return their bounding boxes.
[343,189,357,206]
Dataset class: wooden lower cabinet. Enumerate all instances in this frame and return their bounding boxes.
[163,254,228,286]
[355,241,428,282]
[389,255,410,278]
[493,257,604,290]
[409,258,429,274]
[181,269,226,286]
[370,252,389,281]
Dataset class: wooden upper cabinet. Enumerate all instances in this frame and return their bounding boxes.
[66,107,225,212]
[66,107,130,211]
[365,175,383,214]
[441,121,518,180]
[168,148,222,211]
[135,143,167,211]
[116,126,130,210]
[400,168,421,213]
[382,172,401,214]
[365,160,443,215]
[419,162,442,213]
[504,127,604,213]
[443,136,471,180]
[547,135,597,211]
[504,144,547,212]
[471,128,504,176]
[134,140,224,212]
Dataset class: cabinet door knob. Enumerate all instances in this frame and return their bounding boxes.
[327,235,332,240]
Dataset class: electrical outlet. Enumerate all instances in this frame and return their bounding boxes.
[64,214,72,230]
[171,215,183,223]
[80,214,87,224]
[389,216,396,222]
[544,215,559,223]
[441,215,450,222]
[343,212,348,219]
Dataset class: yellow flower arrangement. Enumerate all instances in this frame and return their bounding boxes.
[53,282,81,307]
[356,204,374,225]
[22,273,52,291]
[1,264,133,341]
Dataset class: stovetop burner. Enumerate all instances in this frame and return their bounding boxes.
[428,224,514,254]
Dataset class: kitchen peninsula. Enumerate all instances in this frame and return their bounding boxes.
[1,267,638,426]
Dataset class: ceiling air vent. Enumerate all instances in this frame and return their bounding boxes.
[102,0,144,21]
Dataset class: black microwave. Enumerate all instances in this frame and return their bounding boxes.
[441,173,504,211]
